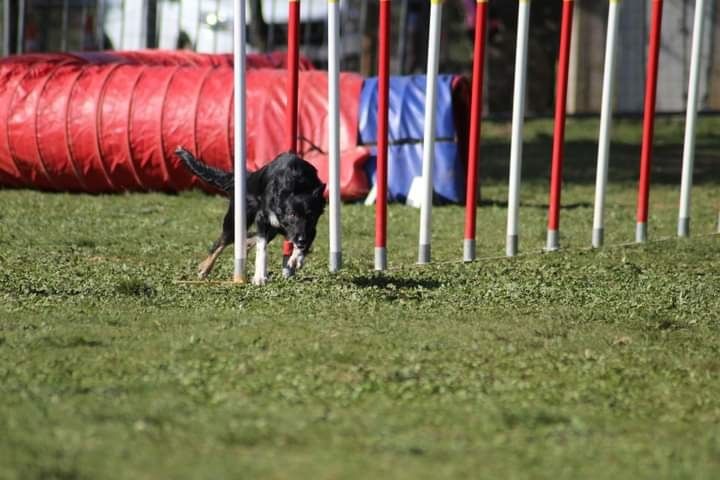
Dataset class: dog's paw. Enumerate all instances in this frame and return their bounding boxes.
[197,262,211,279]
[252,275,268,286]
[282,266,295,279]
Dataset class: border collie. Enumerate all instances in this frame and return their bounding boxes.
[175,147,325,285]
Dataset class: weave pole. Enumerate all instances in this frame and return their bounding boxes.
[2,0,9,56]
[61,0,70,51]
[636,0,664,243]
[97,0,106,49]
[328,0,342,271]
[375,0,391,271]
[17,0,25,54]
[545,0,574,252]
[463,0,489,262]
[417,0,444,264]
[592,0,622,248]
[506,0,531,257]
[233,0,248,283]
[284,0,300,271]
[678,0,707,237]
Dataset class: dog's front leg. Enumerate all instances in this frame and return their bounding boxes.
[252,237,269,285]
[283,247,305,278]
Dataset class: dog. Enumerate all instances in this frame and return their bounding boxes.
[175,147,326,285]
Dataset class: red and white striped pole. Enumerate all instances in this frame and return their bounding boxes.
[636,0,663,243]
[463,0,488,262]
[545,0,574,252]
[284,0,300,273]
[375,0,391,271]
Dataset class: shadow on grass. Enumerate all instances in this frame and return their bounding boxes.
[351,275,441,291]
[479,198,593,210]
[479,137,718,185]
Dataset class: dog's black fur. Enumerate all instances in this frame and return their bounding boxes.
[175,147,325,284]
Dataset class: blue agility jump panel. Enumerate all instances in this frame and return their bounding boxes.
[359,75,466,203]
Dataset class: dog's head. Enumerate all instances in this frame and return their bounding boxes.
[277,184,326,253]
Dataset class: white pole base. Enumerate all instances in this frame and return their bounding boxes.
[463,239,476,263]
[418,244,431,265]
[636,222,648,243]
[678,217,690,238]
[545,229,559,252]
[717,212,720,233]
[506,235,518,257]
[233,259,247,283]
[329,251,342,273]
[374,247,387,271]
[592,228,604,248]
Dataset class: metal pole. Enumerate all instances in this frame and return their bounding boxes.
[678,0,706,237]
[417,0,443,265]
[506,0,531,257]
[305,0,313,47]
[375,0,391,271]
[359,0,369,74]
[546,0,574,252]
[592,0,622,248]
[213,0,220,52]
[283,0,301,273]
[120,0,126,50]
[398,0,409,74]
[196,0,202,50]
[2,0,10,56]
[97,0,106,49]
[17,0,26,54]
[61,0,70,51]
[463,0,488,262]
[233,0,248,283]
[328,0,342,272]
[268,0,277,49]
[636,0,664,243]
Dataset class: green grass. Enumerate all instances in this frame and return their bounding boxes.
[1,117,719,479]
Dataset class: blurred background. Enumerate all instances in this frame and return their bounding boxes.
[2,0,720,115]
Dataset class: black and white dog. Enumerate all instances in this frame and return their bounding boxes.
[175,147,325,285]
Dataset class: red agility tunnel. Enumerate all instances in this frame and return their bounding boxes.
[0,52,368,199]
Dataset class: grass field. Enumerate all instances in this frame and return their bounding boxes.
[1,117,719,479]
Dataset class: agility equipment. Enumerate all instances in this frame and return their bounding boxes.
[636,0,664,243]
[545,0,574,252]
[328,0,342,272]
[360,76,468,206]
[284,0,301,271]
[678,0,707,237]
[0,53,368,198]
[506,0,531,257]
[233,0,248,283]
[592,0,622,248]
[463,0,488,262]
[417,0,444,264]
[375,0,391,271]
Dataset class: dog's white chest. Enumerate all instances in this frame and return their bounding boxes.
[269,211,281,228]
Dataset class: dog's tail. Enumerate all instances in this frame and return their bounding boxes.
[175,147,233,193]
